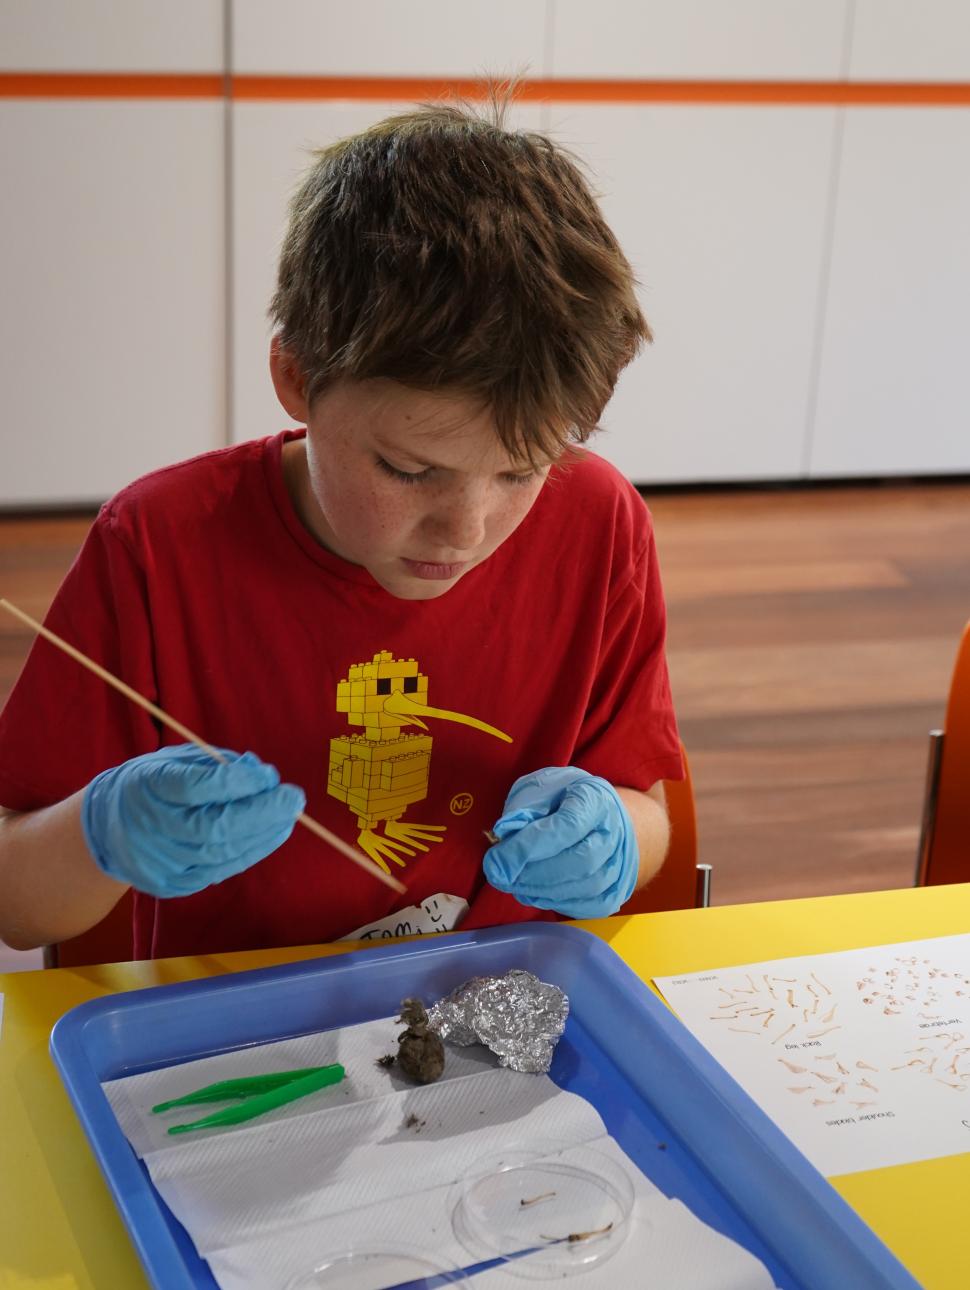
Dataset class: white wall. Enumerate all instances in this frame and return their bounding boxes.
[0,0,223,71]
[549,104,837,482]
[849,0,970,81]
[551,0,848,80]
[231,0,549,77]
[0,0,225,505]
[1,0,969,503]
[804,1,970,477]
[809,108,970,477]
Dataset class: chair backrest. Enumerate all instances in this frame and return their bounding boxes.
[918,620,970,887]
[44,888,134,969]
[621,742,699,915]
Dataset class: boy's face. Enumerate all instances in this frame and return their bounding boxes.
[276,365,554,601]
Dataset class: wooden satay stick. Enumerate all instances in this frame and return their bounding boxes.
[0,598,406,896]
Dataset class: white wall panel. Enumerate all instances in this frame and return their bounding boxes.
[0,1,223,72]
[232,0,548,77]
[231,100,545,446]
[0,102,225,505]
[551,0,848,81]
[551,105,837,483]
[809,110,970,478]
[850,1,970,82]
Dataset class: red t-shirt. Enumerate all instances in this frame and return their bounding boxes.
[0,432,682,957]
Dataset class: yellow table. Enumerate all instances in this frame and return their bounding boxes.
[2,884,968,1290]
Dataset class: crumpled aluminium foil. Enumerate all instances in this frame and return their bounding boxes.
[427,968,569,1074]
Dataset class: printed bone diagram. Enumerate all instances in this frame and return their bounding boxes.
[708,956,970,1113]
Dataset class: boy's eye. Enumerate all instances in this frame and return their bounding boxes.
[375,456,540,487]
[375,457,431,484]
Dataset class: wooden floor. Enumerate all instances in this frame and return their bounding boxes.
[645,481,970,905]
[1,482,969,922]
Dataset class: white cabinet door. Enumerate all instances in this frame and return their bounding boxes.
[0,100,226,505]
[554,105,838,483]
[230,100,546,447]
[809,109,970,477]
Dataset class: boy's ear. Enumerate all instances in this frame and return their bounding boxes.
[269,336,311,423]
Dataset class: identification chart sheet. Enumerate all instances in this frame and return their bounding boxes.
[655,934,970,1176]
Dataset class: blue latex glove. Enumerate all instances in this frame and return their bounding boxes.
[81,744,306,898]
[483,766,639,919]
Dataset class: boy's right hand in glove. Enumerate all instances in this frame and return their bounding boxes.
[81,744,305,898]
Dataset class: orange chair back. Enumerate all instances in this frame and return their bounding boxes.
[622,743,699,914]
[44,889,134,968]
[920,620,970,887]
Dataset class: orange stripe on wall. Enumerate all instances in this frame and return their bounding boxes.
[232,76,970,105]
[0,73,224,99]
[1,71,970,105]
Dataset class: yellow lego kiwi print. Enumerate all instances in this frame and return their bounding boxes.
[329,651,512,872]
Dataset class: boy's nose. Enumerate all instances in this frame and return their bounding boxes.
[426,498,488,554]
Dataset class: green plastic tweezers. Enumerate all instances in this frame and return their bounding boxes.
[150,1063,346,1135]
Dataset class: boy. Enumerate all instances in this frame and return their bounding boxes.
[0,101,682,959]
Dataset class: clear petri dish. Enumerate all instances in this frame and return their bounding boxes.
[450,1140,636,1280]
[285,1243,467,1288]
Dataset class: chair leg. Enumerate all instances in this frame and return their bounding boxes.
[694,863,712,909]
[914,729,945,887]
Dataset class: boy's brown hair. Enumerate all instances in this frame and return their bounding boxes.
[270,97,650,464]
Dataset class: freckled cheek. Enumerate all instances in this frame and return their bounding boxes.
[317,476,400,552]
[357,485,423,547]
[487,488,543,545]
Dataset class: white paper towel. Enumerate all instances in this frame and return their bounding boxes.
[103,1016,776,1289]
[204,1135,775,1290]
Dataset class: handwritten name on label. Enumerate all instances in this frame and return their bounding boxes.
[919,1018,961,1028]
[341,893,468,942]
[785,1040,822,1050]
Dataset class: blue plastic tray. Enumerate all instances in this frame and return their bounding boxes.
[50,923,919,1289]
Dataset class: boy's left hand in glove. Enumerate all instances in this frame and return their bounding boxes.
[483,766,639,920]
